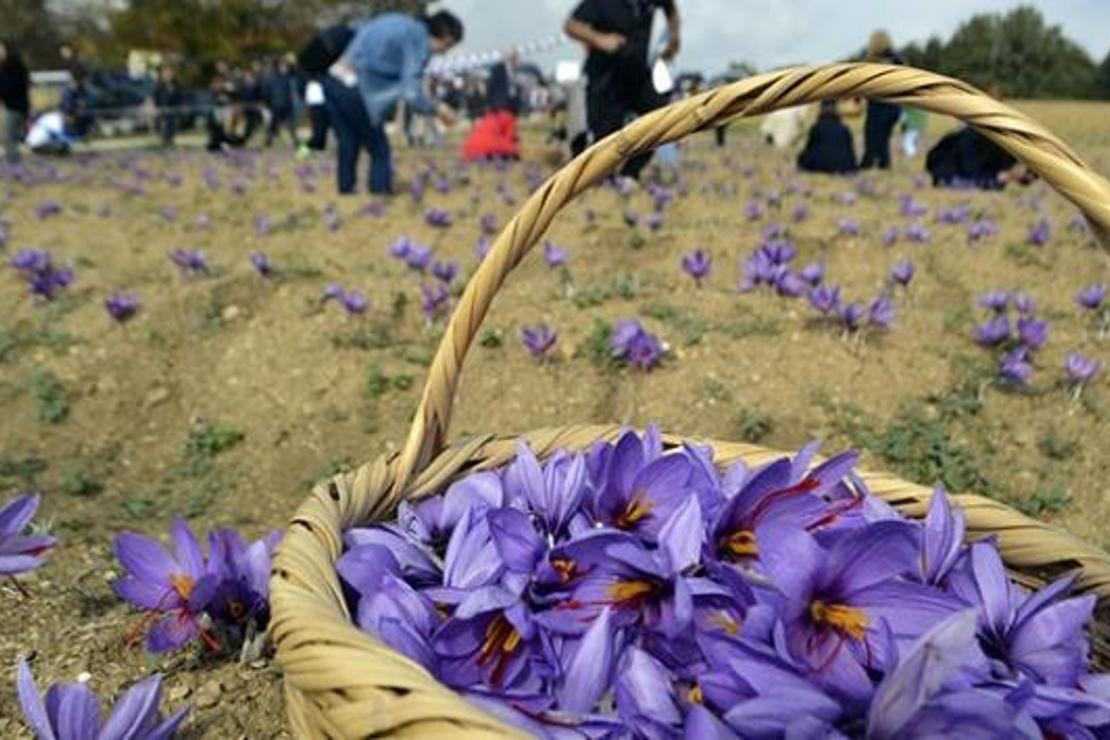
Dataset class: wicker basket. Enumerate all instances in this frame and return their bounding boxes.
[270,63,1110,738]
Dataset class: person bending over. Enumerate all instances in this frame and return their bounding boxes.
[325,11,463,195]
[797,101,857,175]
[564,0,680,181]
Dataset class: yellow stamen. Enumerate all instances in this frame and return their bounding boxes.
[503,630,521,653]
[616,491,654,528]
[724,530,759,557]
[551,558,577,584]
[228,599,245,619]
[709,611,740,635]
[607,579,654,604]
[687,684,704,704]
[809,600,870,641]
[169,574,194,601]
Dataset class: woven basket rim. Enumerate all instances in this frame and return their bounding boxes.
[271,62,1110,738]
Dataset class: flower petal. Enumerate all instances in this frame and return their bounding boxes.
[169,519,206,579]
[98,675,162,740]
[16,659,57,740]
[113,533,176,589]
[558,608,616,713]
[657,494,703,573]
[0,493,41,539]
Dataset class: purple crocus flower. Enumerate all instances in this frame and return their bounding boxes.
[205,528,281,629]
[681,250,712,286]
[800,262,825,286]
[975,316,1011,347]
[1013,293,1036,316]
[474,236,491,261]
[899,194,928,218]
[1077,283,1106,311]
[543,241,568,269]
[968,220,998,242]
[250,251,272,278]
[745,200,764,221]
[774,269,809,298]
[904,223,930,243]
[890,259,915,288]
[610,319,663,371]
[1017,317,1048,350]
[113,519,218,652]
[838,302,866,332]
[405,244,433,273]
[838,218,862,236]
[35,200,63,220]
[104,291,141,324]
[869,294,895,330]
[1064,353,1101,387]
[321,283,345,303]
[999,347,1034,387]
[168,249,208,277]
[323,205,342,233]
[809,284,841,315]
[978,291,1010,313]
[936,204,971,224]
[421,283,451,322]
[1028,218,1052,246]
[520,324,557,361]
[424,208,454,229]
[0,493,55,576]
[949,542,1095,688]
[432,260,459,285]
[480,213,498,236]
[758,521,961,703]
[341,290,369,315]
[917,487,965,587]
[792,203,809,223]
[17,659,188,740]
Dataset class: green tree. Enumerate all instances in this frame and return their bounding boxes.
[0,0,64,66]
[1096,50,1110,99]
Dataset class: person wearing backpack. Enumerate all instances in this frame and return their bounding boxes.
[303,11,464,195]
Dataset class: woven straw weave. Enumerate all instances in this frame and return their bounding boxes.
[270,63,1110,738]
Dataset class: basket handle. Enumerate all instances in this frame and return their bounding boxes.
[391,62,1110,496]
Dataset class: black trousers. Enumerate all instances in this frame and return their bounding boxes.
[861,101,901,170]
[307,105,329,151]
[266,107,298,146]
[587,71,665,180]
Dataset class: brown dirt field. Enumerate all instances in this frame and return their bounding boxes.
[1,100,1109,737]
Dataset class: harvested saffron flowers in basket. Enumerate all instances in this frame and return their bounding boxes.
[335,427,1110,737]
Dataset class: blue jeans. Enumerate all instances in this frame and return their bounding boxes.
[321,77,392,195]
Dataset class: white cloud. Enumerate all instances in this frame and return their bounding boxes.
[434,0,1110,75]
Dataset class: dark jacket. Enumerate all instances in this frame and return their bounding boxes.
[798,113,858,174]
[0,52,31,115]
[927,127,1017,190]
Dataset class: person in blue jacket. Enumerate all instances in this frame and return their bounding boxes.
[324,11,464,195]
[797,101,858,175]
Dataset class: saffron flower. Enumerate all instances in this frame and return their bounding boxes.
[975,315,1011,347]
[341,290,369,315]
[168,249,208,278]
[838,218,862,236]
[1013,292,1036,316]
[869,294,895,330]
[431,260,459,285]
[745,200,764,221]
[881,226,899,248]
[904,223,930,243]
[104,292,141,324]
[610,319,664,370]
[1017,317,1048,350]
[425,208,453,229]
[543,241,568,269]
[809,284,841,315]
[1077,283,1106,311]
[968,219,998,242]
[1028,218,1052,246]
[978,291,1010,313]
[251,251,272,278]
[800,262,825,286]
[792,203,810,223]
[999,347,1034,387]
[113,520,219,652]
[838,301,866,332]
[681,250,712,286]
[17,659,188,740]
[890,259,915,288]
[520,324,557,361]
[10,249,74,301]
[1064,353,1100,389]
[421,283,451,322]
[0,493,55,576]
[34,200,63,220]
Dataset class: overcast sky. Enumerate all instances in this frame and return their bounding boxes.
[434,0,1110,75]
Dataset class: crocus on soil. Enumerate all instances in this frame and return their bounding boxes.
[0,493,55,576]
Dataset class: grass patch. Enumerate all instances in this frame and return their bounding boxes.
[642,301,709,346]
[63,471,104,498]
[0,455,48,483]
[480,328,505,348]
[578,319,617,369]
[1013,485,1071,517]
[737,407,775,443]
[30,369,70,424]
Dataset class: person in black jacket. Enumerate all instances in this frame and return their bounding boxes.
[1,39,32,164]
[564,0,681,180]
[797,101,857,175]
[263,57,298,147]
[152,64,182,147]
[860,31,902,170]
[926,127,1031,190]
